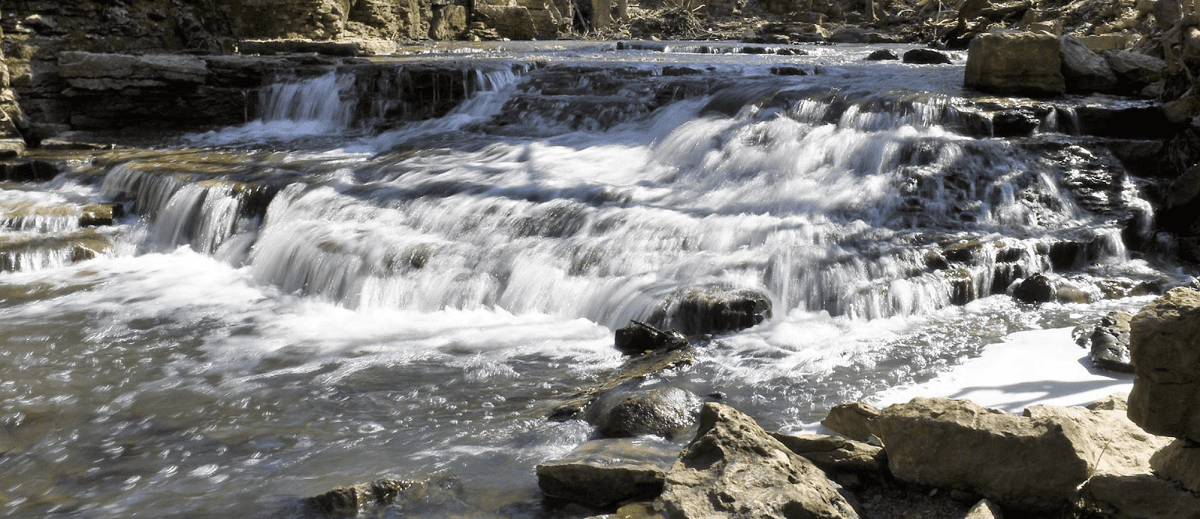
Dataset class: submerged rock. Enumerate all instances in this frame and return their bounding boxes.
[657,403,860,519]
[1128,287,1200,442]
[300,476,472,518]
[536,438,678,508]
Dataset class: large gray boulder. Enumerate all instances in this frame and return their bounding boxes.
[536,438,679,508]
[1060,34,1118,94]
[965,31,1065,96]
[871,397,1089,513]
[1127,287,1200,442]
[657,403,860,519]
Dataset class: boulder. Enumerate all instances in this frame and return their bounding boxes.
[1023,404,1170,477]
[648,285,772,336]
[57,51,207,90]
[587,386,701,439]
[864,49,899,61]
[770,432,887,476]
[1075,474,1200,519]
[536,438,679,508]
[1012,273,1053,304]
[1060,34,1118,94]
[902,49,952,65]
[821,401,880,442]
[614,321,688,355]
[870,397,1089,513]
[657,403,860,519]
[964,32,1065,96]
[1149,438,1200,494]
[1104,50,1167,93]
[1077,310,1134,373]
[1127,287,1200,442]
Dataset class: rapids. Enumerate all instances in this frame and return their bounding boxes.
[0,42,1184,517]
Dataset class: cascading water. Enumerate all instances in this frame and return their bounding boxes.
[0,44,1180,518]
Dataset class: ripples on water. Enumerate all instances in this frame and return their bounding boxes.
[0,43,1181,517]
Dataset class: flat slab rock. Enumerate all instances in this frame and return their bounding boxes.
[536,438,679,508]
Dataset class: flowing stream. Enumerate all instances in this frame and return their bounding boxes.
[0,42,1183,517]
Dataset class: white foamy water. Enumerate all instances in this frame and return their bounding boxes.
[0,43,1181,518]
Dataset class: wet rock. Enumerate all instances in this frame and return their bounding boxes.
[648,285,772,336]
[770,432,887,480]
[1104,50,1167,93]
[536,438,678,508]
[1012,274,1053,304]
[990,109,1041,137]
[79,203,123,227]
[657,403,860,519]
[1150,438,1200,494]
[614,321,687,355]
[547,346,694,420]
[821,401,880,443]
[0,160,57,182]
[864,49,899,61]
[871,397,1089,513]
[902,49,952,65]
[1128,288,1200,442]
[587,386,701,439]
[1077,102,1168,141]
[301,476,473,518]
[1075,473,1200,519]
[965,32,1065,96]
[1060,34,1118,94]
[1076,310,1134,373]
[769,66,807,76]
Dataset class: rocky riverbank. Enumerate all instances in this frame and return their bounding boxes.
[297,288,1200,519]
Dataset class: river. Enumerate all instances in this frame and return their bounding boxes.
[0,42,1183,517]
